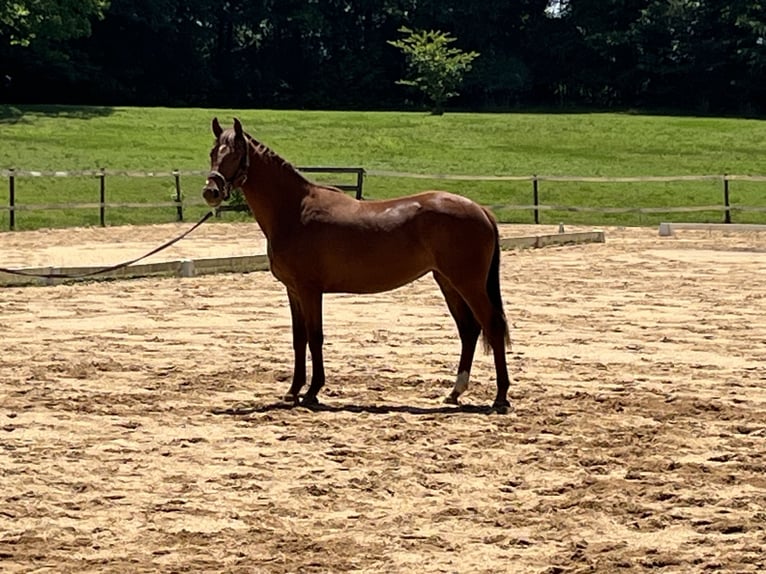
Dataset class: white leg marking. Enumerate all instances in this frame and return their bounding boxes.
[452,371,470,397]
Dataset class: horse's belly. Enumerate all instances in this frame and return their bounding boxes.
[269,236,432,294]
[323,254,431,294]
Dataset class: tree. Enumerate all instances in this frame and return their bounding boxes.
[630,0,766,113]
[0,0,110,103]
[0,0,109,47]
[388,26,478,114]
[82,0,218,105]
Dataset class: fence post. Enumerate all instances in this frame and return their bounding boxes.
[723,174,731,224]
[355,168,364,200]
[99,168,106,227]
[532,175,540,224]
[174,169,183,221]
[8,168,15,231]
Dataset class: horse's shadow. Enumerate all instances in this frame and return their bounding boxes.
[211,400,496,417]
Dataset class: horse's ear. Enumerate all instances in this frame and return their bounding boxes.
[212,117,223,138]
[233,117,243,138]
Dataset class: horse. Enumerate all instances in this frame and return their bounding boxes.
[202,117,512,413]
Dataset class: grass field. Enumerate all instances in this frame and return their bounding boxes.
[1,104,765,230]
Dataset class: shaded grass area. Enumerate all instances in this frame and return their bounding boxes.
[1,105,765,230]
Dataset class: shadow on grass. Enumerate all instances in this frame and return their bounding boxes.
[0,104,114,124]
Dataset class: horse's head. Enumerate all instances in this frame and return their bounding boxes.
[202,117,250,208]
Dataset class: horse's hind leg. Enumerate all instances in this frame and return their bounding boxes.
[442,278,511,413]
[434,272,481,405]
[467,290,511,412]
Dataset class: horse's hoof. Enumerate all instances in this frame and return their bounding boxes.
[491,400,512,415]
[443,394,459,405]
[300,395,319,407]
[282,393,299,405]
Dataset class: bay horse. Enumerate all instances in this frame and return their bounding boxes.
[202,118,512,413]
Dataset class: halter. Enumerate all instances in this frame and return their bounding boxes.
[207,139,251,198]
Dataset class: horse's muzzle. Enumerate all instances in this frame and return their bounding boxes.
[202,172,230,207]
[202,184,222,207]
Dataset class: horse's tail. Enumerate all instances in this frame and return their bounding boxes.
[482,207,511,352]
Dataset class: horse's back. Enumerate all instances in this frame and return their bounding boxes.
[275,188,497,293]
[326,189,492,232]
[318,189,495,260]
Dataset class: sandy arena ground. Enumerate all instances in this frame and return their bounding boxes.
[0,221,765,573]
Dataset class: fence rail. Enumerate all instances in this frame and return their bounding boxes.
[366,171,766,224]
[1,167,365,230]
[2,168,765,230]
[365,170,766,183]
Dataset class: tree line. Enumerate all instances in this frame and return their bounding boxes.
[2,0,765,115]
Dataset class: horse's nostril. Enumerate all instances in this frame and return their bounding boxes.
[212,189,220,199]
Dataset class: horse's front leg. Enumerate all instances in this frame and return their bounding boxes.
[300,291,325,406]
[284,292,307,404]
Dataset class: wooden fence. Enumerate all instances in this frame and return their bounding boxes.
[0,167,365,230]
[2,168,765,230]
[366,171,766,224]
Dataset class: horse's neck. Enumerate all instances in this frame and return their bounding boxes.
[242,146,310,240]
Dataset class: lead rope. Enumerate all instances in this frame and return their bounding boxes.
[0,209,217,280]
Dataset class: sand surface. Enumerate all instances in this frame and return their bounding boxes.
[1,222,765,573]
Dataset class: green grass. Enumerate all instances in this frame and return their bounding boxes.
[1,104,765,230]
